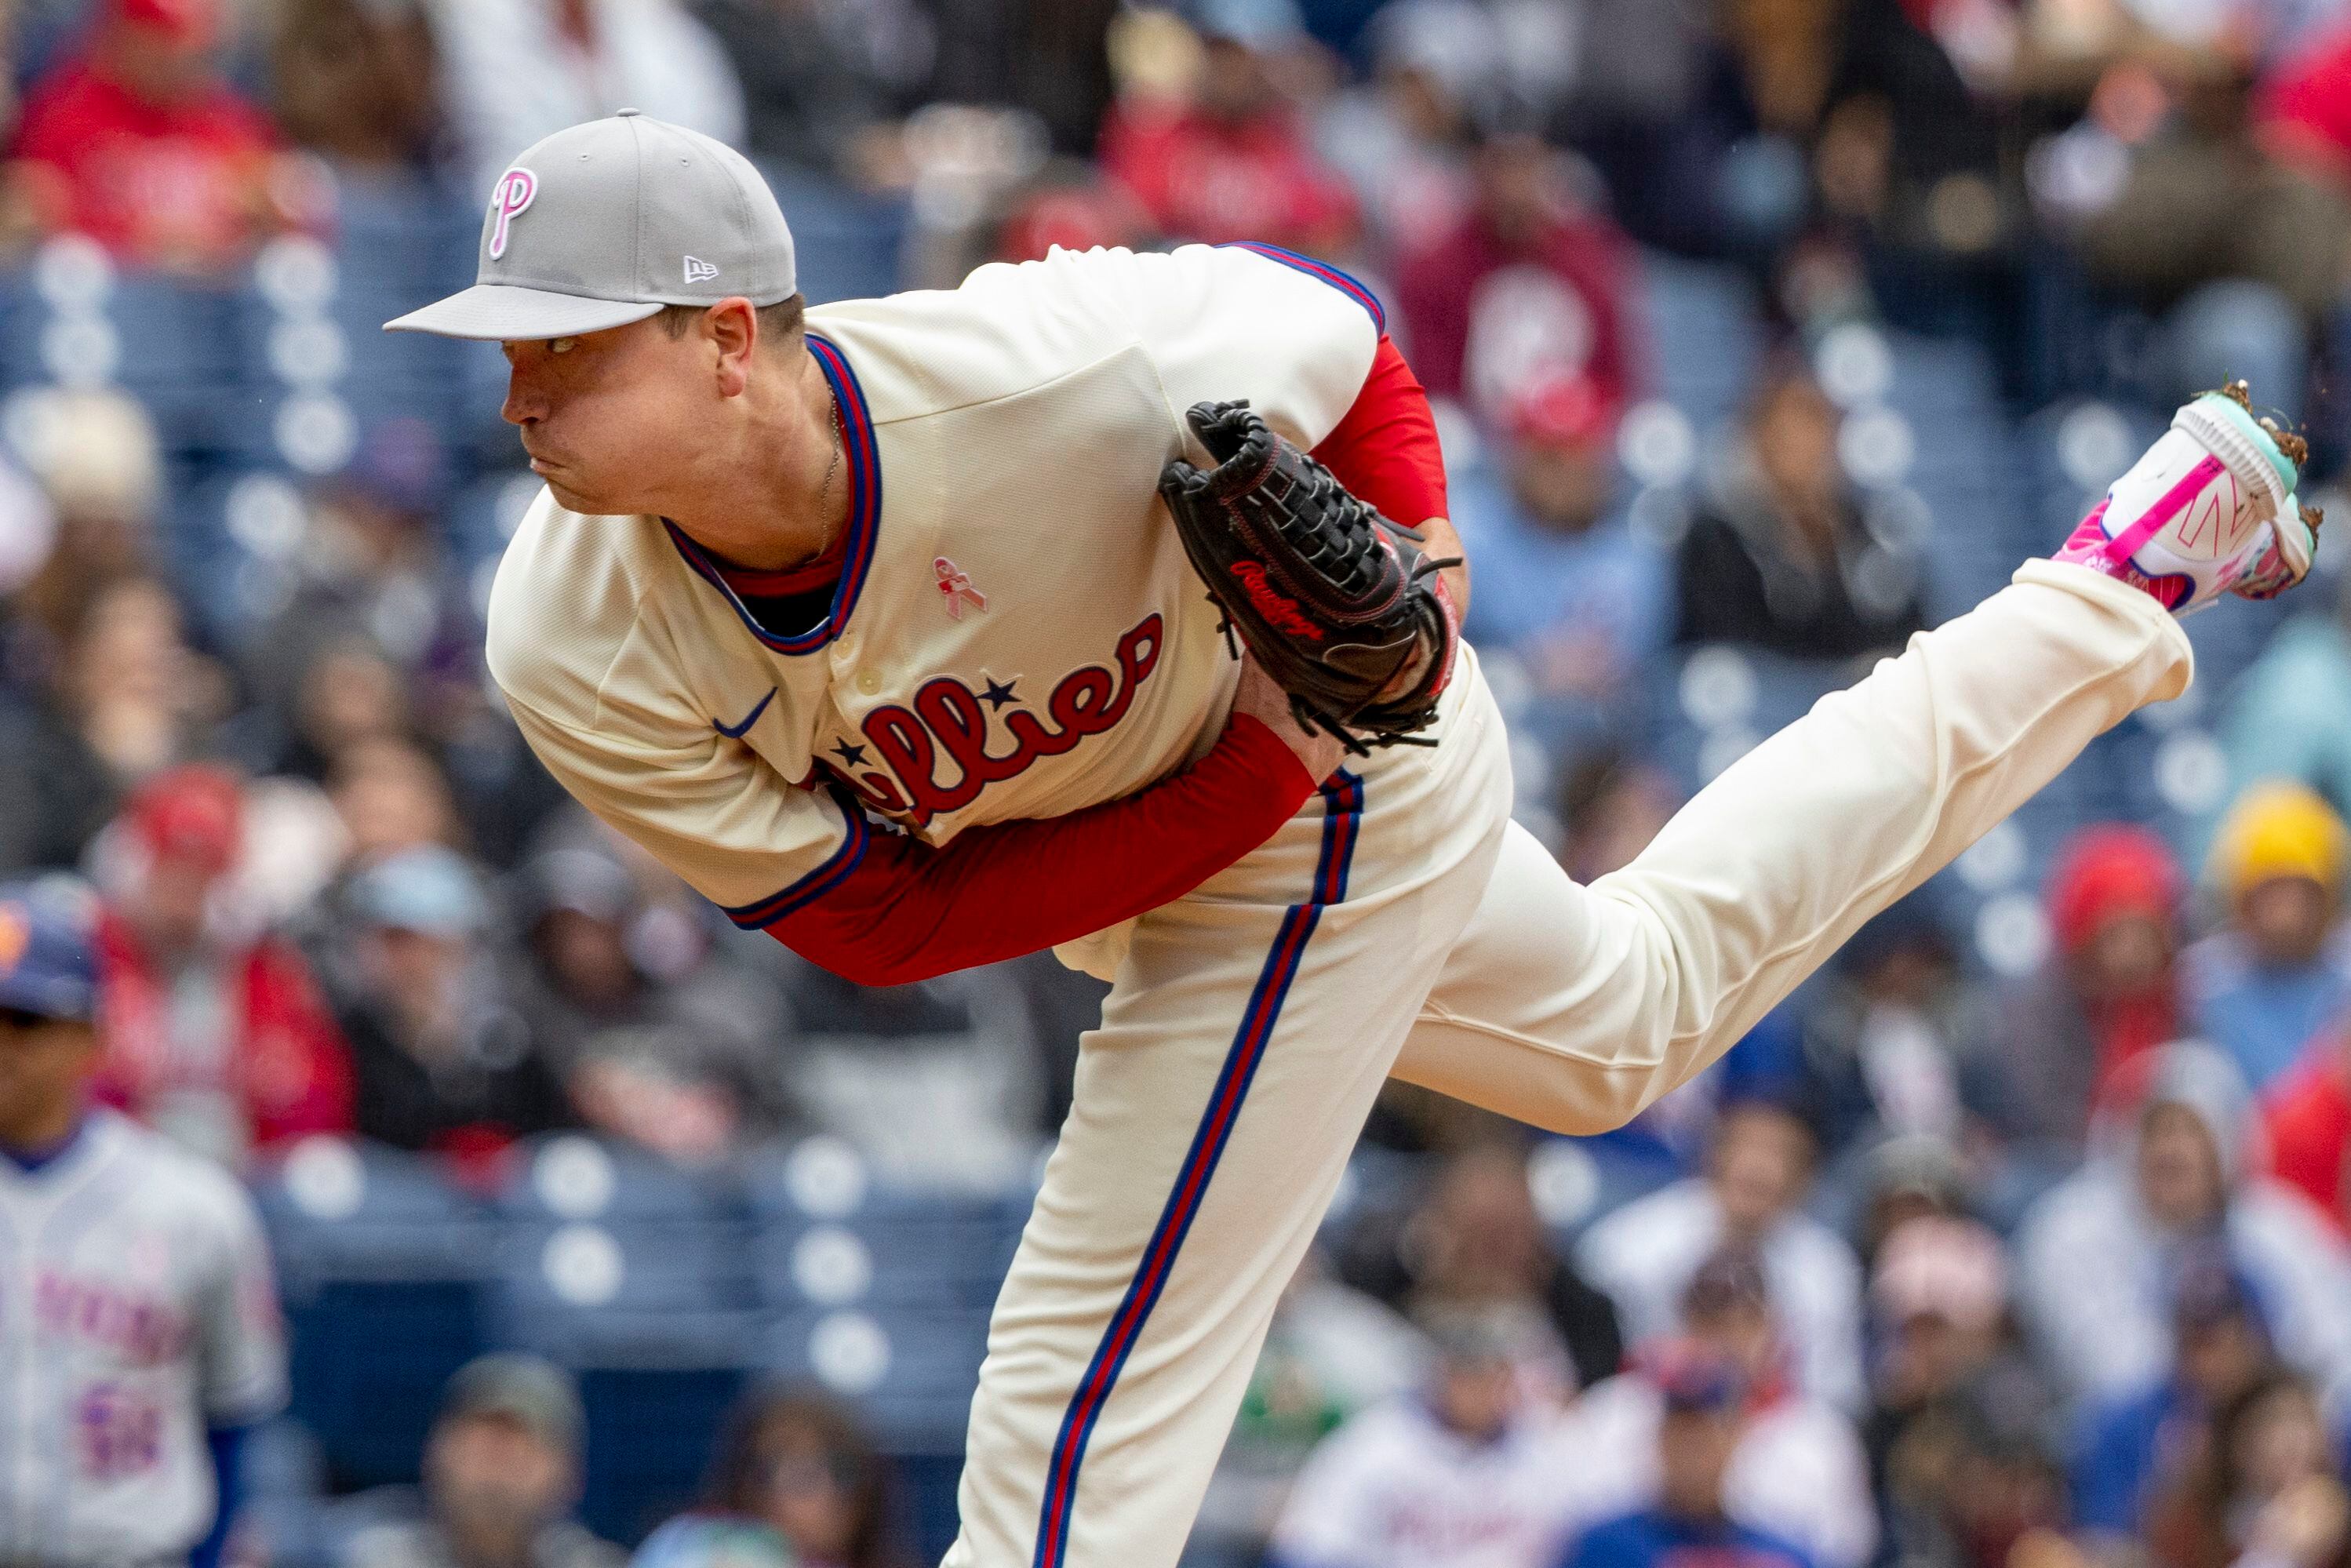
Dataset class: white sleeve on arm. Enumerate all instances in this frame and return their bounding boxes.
[197,1179,289,1425]
[1068,243,1384,451]
[504,690,866,931]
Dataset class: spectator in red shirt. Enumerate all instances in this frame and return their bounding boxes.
[2262,26,2351,182]
[89,763,355,1167]
[1392,132,1646,421]
[8,0,304,271]
[2264,1035,2351,1235]
[1097,0,1359,255]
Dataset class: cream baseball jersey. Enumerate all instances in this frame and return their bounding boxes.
[0,1111,287,1565]
[486,242,1383,933]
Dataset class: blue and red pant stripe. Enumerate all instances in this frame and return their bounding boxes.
[1031,769,1367,1568]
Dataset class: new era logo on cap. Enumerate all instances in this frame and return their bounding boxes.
[684,256,720,285]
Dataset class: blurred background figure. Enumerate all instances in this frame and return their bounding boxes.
[2188,783,2351,1094]
[1672,367,1925,661]
[1554,1246,1876,1568]
[2016,1042,2351,1411]
[5,0,311,270]
[513,835,788,1166]
[1448,373,1665,757]
[1581,1097,1866,1413]
[420,0,747,194]
[1863,1214,2062,1568]
[9,386,165,674]
[1097,0,1359,254]
[1194,1247,1431,1567]
[1799,897,1978,1160]
[1552,1344,1815,1568]
[0,876,289,1568]
[2265,1024,2351,1235]
[1309,0,1490,258]
[267,0,444,173]
[322,843,568,1160]
[2067,54,2349,423]
[1267,1305,1578,1568]
[1979,824,2186,1159]
[2142,1367,2351,1568]
[2072,1250,2285,1562]
[344,1354,622,1568]
[690,0,927,184]
[701,1384,907,1568]
[56,575,227,794]
[1392,131,1646,421]
[1337,1139,1623,1399]
[89,762,354,1166]
[1553,749,1680,890]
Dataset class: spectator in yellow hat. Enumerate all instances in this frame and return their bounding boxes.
[2186,783,2351,1092]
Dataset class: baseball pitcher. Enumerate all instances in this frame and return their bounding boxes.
[388,112,2317,1568]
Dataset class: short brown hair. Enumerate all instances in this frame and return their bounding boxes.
[655,293,806,348]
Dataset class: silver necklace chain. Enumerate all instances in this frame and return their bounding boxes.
[814,390,843,518]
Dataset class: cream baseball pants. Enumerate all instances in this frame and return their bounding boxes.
[942,562,2193,1568]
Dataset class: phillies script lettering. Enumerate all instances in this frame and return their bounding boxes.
[1229,562,1323,642]
[842,615,1163,828]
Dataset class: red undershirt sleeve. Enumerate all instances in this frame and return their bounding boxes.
[766,715,1320,985]
[1309,333,1449,529]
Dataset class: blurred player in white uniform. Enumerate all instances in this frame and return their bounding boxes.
[388,112,2316,1568]
[0,880,289,1568]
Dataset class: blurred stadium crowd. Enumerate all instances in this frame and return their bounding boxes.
[26,0,2351,1565]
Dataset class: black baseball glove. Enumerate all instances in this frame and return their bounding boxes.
[1158,400,1460,755]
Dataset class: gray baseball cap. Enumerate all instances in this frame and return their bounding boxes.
[439,1353,585,1455]
[384,111,796,342]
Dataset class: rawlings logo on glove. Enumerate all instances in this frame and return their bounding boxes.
[1159,400,1459,755]
[1229,562,1325,642]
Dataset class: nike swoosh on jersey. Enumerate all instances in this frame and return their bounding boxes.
[714,688,777,738]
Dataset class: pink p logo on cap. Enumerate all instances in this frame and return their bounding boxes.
[487,167,537,260]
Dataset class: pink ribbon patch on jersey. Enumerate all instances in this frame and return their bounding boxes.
[488,167,537,260]
[935,557,987,619]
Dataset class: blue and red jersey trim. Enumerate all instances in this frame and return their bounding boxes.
[1031,769,1365,1568]
[665,331,883,656]
[1217,242,1386,333]
[719,790,873,929]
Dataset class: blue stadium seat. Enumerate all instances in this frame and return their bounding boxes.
[2014,398,2167,541]
[751,1210,1017,1312]
[285,1279,486,1490]
[759,1306,990,1453]
[443,466,540,570]
[743,1141,1026,1314]
[0,267,49,391]
[107,274,251,456]
[256,1137,496,1290]
[324,168,479,297]
[242,1419,332,1568]
[575,1364,752,1546]
[495,1132,745,1226]
[1639,252,1761,425]
[1884,333,1999,415]
[254,1139,497,1490]
[1641,646,1849,795]
[495,1221,759,1318]
[762,165,906,306]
